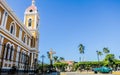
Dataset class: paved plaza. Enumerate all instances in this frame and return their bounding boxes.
[0,72,117,75]
[63,72,115,75]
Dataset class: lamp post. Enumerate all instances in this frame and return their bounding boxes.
[41,55,45,74]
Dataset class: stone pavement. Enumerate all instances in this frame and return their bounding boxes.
[61,72,115,75]
[0,73,30,75]
[0,72,59,75]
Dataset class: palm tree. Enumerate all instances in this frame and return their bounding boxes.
[103,47,110,54]
[96,50,103,67]
[78,44,85,61]
[96,50,103,62]
[59,57,65,62]
[53,56,58,63]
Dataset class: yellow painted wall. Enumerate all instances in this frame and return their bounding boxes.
[22,31,25,42]
[0,6,4,26]
[6,15,13,31]
[0,30,29,52]
[25,15,35,29]
[27,35,29,45]
[16,24,20,38]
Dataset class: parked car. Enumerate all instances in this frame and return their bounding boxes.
[92,66,112,74]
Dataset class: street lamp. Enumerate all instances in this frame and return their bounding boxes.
[41,55,45,74]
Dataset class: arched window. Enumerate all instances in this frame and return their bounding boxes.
[5,44,10,59]
[9,45,13,60]
[28,19,32,27]
[9,22,16,35]
[10,25,14,34]
[23,36,25,43]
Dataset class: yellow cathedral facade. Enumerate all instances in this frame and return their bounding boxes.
[0,0,39,72]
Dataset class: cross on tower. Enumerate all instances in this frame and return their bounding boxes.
[32,0,35,5]
[49,48,56,60]
[48,48,56,70]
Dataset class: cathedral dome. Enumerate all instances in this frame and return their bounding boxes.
[26,5,37,12]
[25,0,38,13]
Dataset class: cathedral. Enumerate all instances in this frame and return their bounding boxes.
[0,0,39,72]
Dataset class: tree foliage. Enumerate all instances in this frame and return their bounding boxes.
[53,62,68,71]
[97,51,103,56]
[53,56,58,63]
[78,44,85,54]
[103,47,110,54]
[59,57,65,61]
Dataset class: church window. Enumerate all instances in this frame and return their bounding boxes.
[10,22,16,35]
[10,25,14,34]
[23,36,26,43]
[9,45,13,60]
[28,19,32,27]
[5,44,10,59]
[29,10,33,12]
[18,51,21,63]
[36,24,38,28]
[27,37,29,45]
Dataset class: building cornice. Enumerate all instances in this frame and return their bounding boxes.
[0,0,33,38]
[0,27,30,51]
[0,27,38,52]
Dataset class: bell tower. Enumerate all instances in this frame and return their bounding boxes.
[24,0,40,49]
[24,0,40,69]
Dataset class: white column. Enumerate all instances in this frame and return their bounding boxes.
[32,53,34,68]
[25,36,27,45]
[19,28,22,40]
[11,45,15,62]
[1,11,8,28]
[1,11,6,27]
[34,14,37,29]
[0,35,4,60]
[4,11,8,29]
[29,38,31,47]
[16,46,20,62]
[0,11,1,21]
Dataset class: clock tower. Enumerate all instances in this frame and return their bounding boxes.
[24,0,40,69]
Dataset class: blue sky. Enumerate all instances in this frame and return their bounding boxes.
[6,0,120,63]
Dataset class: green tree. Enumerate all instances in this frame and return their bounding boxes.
[59,57,65,62]
[104,54,115,67]
[103,47,110,54]
[53,56,58,63]
[78,44,85,61]
[54,62,68,71]
[104,54,115,61]
[96,51,103,62]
